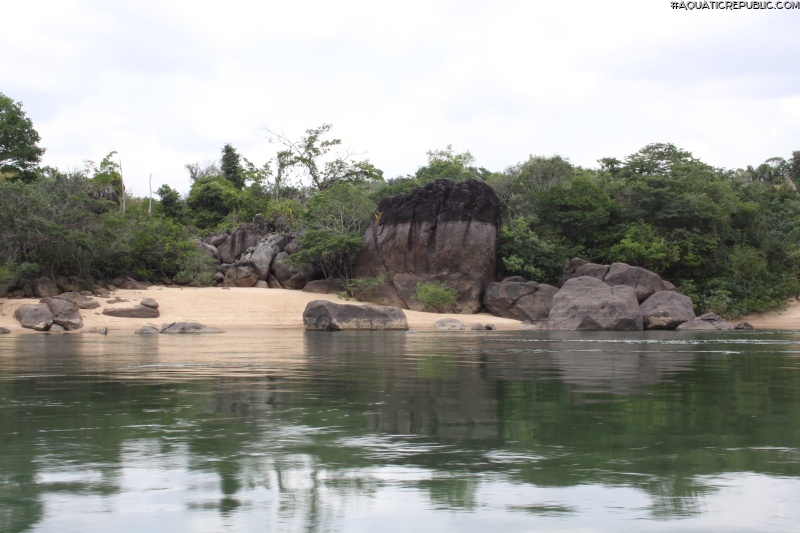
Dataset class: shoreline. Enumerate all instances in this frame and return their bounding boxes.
[0,286,523,334]
[1,287,799,334]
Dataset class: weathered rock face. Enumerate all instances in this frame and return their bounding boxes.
[548,277,643,331]
[354,179,500,314]
[303,300,408,331]
[216,227,263,264]
[14,303,55,331]
[482,280,559,323]
[640,291,695,330]
[238,234,285,280]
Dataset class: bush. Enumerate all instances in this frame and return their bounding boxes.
[413,281,458,313]
[342,271,386,301]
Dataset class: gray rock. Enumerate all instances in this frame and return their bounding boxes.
[677,312,735,331]
[735,321,754,330]
[14,303,55,331]
[52,292,100,310]
[135,325,161,335]
[566,260,610,282]
[435,318,466,331]
[482,280,558,322]
[272,252,307,289]
[48,324,66,333]
[521,320,547,331]
[470,323,485,330]
[197,241,221,263]
[216,228,263,264]
[267,274,283,289]
[223,265,259,288]
[603,263,674,303]
[102,305,160,318]
[255,280,269,288]
[303,300,409,331]
[354,179,501,314]
[84,327,108,335]
[548,277,643,331]
[33,276,60,298]
[484,323,496,330]
[140,298,159,309]
[93,287,111,298]
[159,322,225,334]
[42,297,83,331]
[239,236,283,280]
[640,291,696,330]
[0,326,10,334]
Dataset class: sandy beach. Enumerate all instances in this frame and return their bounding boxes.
[0,286,523,334]
[2,287,799,334]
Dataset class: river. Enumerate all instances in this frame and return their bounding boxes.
[1,329,799,532]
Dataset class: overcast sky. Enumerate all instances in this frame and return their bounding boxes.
[3,0,799,195]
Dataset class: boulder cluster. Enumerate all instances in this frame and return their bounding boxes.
[198,215,310,290]
[483,258,751,331]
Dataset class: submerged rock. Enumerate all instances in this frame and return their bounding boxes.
[160,322,225,334]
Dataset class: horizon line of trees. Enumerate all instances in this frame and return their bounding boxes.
[2,90,800,317]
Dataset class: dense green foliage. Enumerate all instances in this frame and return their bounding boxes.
[413,281,459,312]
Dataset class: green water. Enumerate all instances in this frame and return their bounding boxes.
[1,330,799,532]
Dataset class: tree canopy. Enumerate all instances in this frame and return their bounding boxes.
[0,92,45,182]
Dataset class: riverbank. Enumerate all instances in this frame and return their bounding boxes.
[0,286,523,334]
[2,287,799,334]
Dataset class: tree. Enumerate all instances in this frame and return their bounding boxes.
[413,145,491,184]
[220,143,245,190]
[266,124,382,192]
[0,92,45,181]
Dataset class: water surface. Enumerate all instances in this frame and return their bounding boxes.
[1,330,799,532]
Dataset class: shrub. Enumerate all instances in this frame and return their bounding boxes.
[413,281,458,313]
[342,271,386,301]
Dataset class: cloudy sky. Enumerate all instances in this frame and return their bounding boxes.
[3,0,798,195]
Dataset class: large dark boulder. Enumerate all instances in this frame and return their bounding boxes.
[548,277,643,331]
[640,291,695,330]
[14,303,54,331]
[354,179,500,313]
[303,300,408,331]
[482,280,558,323]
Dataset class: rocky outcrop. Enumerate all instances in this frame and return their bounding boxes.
[354,179,500,313]
[303,300,408,331]
[640,291,695,330]
[52,292,101,310]
[482,279,558,324]
[14,298,84,331]
[548,276,643,331]
[216,227,263,265]
[223,265,259,287]
[272,252,307,290]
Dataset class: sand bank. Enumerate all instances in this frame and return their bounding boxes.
[0,286,522,334]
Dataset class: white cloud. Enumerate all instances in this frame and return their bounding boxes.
[2,0,798,194]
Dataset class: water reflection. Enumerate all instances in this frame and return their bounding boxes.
[1,330,800,532]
